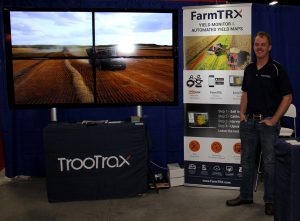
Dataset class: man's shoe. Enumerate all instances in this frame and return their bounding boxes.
[226,196,253,206]
[265,203,275,216]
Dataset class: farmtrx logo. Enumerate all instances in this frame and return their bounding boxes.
[190,9,242,20]
[57,155,131,172]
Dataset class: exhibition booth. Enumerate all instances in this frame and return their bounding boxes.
[0,0,299,219]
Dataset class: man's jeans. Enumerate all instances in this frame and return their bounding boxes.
[239,118,280,203]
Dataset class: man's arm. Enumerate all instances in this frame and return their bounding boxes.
[240,91,247,121]
[263,94,292,126]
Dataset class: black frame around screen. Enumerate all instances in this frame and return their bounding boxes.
[3,8,178,108]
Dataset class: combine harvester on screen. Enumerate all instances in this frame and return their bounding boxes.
[86,47,126,71]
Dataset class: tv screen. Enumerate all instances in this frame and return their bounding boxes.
[3,8,178,108]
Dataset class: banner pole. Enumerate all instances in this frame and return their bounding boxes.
[50,107,58,122]
[137,105,142,118]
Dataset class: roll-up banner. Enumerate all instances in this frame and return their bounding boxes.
[183,4,252,189]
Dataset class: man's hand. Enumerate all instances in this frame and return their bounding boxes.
[259,118,276,126]
[240,113,247,122]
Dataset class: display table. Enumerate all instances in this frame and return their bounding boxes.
[275,139,300,221]
[43,122,148,202]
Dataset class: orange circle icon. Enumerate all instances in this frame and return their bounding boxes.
[233,143,241,154]
[211,141,222,153]
[189,140,200,152]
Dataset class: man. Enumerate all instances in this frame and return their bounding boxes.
[226,31,293,216]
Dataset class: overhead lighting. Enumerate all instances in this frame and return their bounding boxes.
[269,1,278,5]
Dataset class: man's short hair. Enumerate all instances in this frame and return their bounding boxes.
[254,31,272,45]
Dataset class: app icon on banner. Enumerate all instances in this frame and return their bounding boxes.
[226,166,233,173]
[233,142,241,154]
[189,140,200,152]
[213,165,221,171]
[225,166,234,177]
[186,75,203,88]
[212,164,222,176]
[211,141,222,153]
[188,164,196,170]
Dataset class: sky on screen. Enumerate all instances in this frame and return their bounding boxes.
[10,11,173,46]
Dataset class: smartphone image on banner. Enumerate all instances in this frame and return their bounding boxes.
[208,75,215,87]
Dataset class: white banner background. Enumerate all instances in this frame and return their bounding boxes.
[183,3,252,188]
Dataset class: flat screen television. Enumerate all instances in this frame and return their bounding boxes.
[3,8,178,108]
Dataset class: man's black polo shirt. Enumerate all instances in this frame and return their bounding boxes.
[241,57,293,116]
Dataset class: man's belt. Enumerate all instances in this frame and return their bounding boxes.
[247,113,265,121]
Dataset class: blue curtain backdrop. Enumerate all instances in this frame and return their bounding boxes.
[0,0,299,177]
